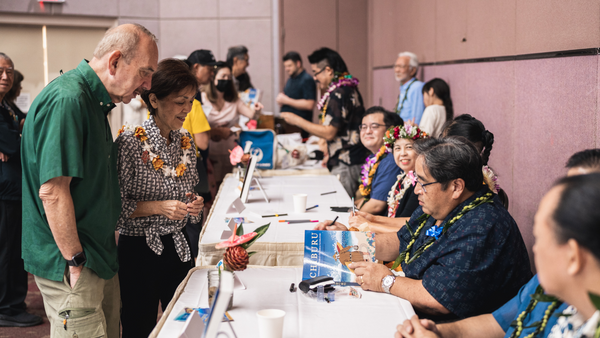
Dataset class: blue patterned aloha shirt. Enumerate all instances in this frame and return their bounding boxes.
[397,186,533,318]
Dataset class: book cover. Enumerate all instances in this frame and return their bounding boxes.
[302,230,377,285]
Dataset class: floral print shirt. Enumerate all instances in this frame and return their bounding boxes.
[116,116,199,262]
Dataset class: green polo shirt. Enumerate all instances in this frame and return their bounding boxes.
[21,60,120,282]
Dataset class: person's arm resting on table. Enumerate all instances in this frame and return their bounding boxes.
[351,233,450,316]
[39,176,83,288]
[359,198,387,215]
[395,313,504,338]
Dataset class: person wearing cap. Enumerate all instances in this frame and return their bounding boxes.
[182,49,216,260]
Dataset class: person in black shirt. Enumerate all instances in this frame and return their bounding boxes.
[281,47,368,196]
[276,51,316,138]
[227,45,253,92]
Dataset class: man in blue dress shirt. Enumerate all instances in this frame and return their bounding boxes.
[395,52,425,124]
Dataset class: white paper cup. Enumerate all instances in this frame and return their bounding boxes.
[293,194,307,213]
[257,309,285,338]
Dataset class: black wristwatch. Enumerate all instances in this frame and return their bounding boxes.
[67,252,87,267]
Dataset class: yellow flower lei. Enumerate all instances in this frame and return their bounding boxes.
[391,192,494,269]
[359,145,389,198]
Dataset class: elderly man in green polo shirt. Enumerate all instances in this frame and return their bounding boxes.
[21,24,158,337]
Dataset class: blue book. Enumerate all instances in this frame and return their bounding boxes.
[302,230,377,285]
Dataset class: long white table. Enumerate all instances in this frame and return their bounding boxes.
[197,174,353,267]
[151,266,415,338]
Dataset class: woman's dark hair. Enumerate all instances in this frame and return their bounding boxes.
[422,78,453,122]
[283,51,302,64]
[204,61,238,103]
[5,69,23,103]
[414,136,483,192]
[443,114,494,166]
[552,173,600,260]
[364,106,403,128]
[308,47,348,74]
[141,59,198,116]
[566,149,600,171]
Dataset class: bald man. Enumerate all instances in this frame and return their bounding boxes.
[21,24,158,337]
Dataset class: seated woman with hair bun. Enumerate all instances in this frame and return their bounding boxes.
[442,114,508,208]
[116,58,205,338]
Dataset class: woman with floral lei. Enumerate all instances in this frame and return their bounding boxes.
[115,59,204,338]
[344,123,429,232]
[280,47,369,197]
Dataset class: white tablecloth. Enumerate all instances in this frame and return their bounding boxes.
[152,266,415,338]
[197,175,353,266]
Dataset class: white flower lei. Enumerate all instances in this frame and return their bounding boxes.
[120,124,194,178]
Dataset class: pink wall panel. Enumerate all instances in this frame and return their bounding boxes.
[512,55,598,261]
[466,0,516,58]
[370,0,398,67]
[422,64,468,117]
[338,0,369,107]
[435,0,468,61]
[394,0,437,64]
[464,61,516,204]
[516,0,600,54]
[371,68,398,111]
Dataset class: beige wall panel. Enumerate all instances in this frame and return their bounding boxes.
[46,26,107,83]
[338,0,369,107]
[0,1,118,17]
[0,24,44,106]
[394,0,436,64]
[516,0,600,54]
[435,0,468,61]
[371,0,397,67]
[119,0,158,19]
[218,0,272,18]
[219,18,273,111]
[466,0,516,58]
[282,0,337,71]
[160,19,219,61]
[159,0,218,19]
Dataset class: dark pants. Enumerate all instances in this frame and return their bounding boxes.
[186,216,202,260]
[0,200,28,316]
[118,230,193,338]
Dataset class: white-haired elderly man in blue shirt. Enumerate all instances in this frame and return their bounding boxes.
[394,52,425,125]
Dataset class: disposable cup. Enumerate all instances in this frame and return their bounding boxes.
[256,309,285,338]
[293,194,307,213]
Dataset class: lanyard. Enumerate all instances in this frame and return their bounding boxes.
[395,78,417,114]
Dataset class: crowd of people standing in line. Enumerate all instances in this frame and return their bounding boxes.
[0,22,599,338]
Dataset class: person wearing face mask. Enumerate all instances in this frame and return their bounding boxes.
[202,61,263,186]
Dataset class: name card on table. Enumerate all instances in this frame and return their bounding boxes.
[226,197,246,215]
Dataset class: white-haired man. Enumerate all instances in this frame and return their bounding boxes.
[21,23,158,337]
[394,52,425,124]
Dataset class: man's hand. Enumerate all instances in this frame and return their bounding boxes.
[252,101,264,114]
[396,315,442,338]
[349,211,374,228]
[276,93,289,106]
[313,220,348,231]
[348,261,393,292]
[210,126,233,142]
[160,200,188,220]
[280,112,303,127]
[68,265,83,289]
[186,193,204,217]
[0,151,9,162]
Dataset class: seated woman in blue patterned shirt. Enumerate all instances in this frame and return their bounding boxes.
[116,59,204,338]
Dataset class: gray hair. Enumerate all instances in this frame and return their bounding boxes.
[398,51,419,70]
[226,45,248,66]
[93,23,157,64]
[0,52,13,67]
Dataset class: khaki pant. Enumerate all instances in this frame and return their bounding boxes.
[35,267,120,338]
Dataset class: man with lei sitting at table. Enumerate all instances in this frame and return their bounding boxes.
[317,137,532,320]
[280,47,369,197]
[353,106,403,215]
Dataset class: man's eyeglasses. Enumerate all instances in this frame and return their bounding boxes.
[416,179,440,193]
[313,68,326,77]
[359,123,386,131]
[0,67,14,76]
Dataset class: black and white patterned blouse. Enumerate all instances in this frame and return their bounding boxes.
[116,116,199,262]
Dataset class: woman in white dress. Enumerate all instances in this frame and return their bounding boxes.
[419,78,453,138]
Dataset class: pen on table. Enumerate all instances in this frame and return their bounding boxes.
[321,191,336,196]
[278,220,319,224]
[262,213,288,218]
[306,205,318,211]
[351,197,355,216]
[329,216,339,227]
[277,141,290,154]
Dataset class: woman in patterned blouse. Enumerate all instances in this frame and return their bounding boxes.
[116,59,204,338]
